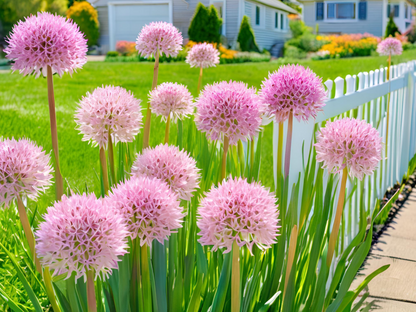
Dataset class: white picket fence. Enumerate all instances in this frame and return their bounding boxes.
[272,61,416,246]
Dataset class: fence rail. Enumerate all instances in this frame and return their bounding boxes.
[272,61,416,251]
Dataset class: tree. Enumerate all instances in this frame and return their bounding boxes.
[237,15,260,52]
[188,2,222,44]
[67,1,99,47]
[385,12,400,37]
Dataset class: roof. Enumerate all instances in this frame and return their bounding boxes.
[255,0,299,14]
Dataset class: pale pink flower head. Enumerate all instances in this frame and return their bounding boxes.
[377,37,402,56]
[5,12,87,78]
[197,177,280,253]
[136,22,183,58]
[131,144,200,201]
[149,82,194,122]
[75,85,143,148]
[195,81,266,146]
[36,194,128,281]
[259,64,327,123]
[186,43,220,68]
[315,118,382,180]
[0,138,53,208]
[107,176,183,246]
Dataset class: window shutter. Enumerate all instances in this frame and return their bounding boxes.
[359,1,367,20]
[394,5,399,17]
[387,4,391,17]
[316,2,324,20]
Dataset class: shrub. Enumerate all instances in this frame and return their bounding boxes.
[237,15,260,52]
[116,41,136,56]
[67,1,100,47]
[385,13,400,37]
[289,19,311,39]
[188,3,222,44]
[283,45,307,59]
[106,51,119,57]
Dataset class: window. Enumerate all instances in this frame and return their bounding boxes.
[280,13,284,29]
[326,2,356,20]
[387,4,400,18]
[405,4,409,19]
[256,6,260,25]
[275,12,278,28]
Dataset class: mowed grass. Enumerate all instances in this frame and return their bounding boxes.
[1,49,416,210]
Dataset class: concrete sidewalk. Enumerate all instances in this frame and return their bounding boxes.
[351,189,416,311]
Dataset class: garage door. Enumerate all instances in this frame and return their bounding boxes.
[110,3,170,50]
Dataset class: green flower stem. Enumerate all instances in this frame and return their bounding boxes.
[284,112,293,179]
[99,147,110,195]
[231,241,240,312]
[197,67,203,95]
[277,122,284,186]
[284,225,298,291]
[43,267,62,312]
[87,270,97,312]
[164,114,171,144]
[326,167,348,267]
[221,136,230,181]
[143,49,160,149]
[141,243,152,312]
[46,65,64,200]
[108,129,116,184]
[130,239,142,312]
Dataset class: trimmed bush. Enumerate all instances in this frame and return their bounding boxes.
[385,13,400,37]
[67,1,100,47]
[283,45,307,59]
[237,15,260,52]
[188,3,222,44]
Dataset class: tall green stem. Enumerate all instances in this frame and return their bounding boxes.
[43,268,62,312]
[87,270,97,312]
[326,167,348,266]
[277,122,284,184]
[221,136,230,181]
[141,244,152,311]
[164,114,171,144]
[231,241,240,312]
[284,225,298,291]
[284,112,293,179]
[130,239,142,312]
[99,147,109,195]
[197,67,203,94]
[108,129,116,184]
[46,66,64,200]
[143,49,160,149]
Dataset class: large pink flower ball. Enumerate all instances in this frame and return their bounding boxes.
[136,22,183,58]
[36,194,128,281]
[259,64,327,123]
[0,138,53,207]
[186,43,220,68]
[107,177,183,246]
[75,85,143,148]
[195,81,266,146]
[315,118,382,180]
[149,82,194,121]
[377,37,403,56]
[197,177,280,253]
[5,12,87,78]
[131,144,200,201]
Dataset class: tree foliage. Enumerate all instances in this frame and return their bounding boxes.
[385,13,401,37]
[237,15,260,52]
[188,2,222,44]
[67,1,99,47]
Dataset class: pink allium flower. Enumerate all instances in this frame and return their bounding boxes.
[36,194,128,281]
[75,85,143,148]
[5,12,87,78]
[131,144,200,201]
[259,64,327,123]
[149,82,194,121]
[314,118,382,180]
[186,43,220,68]
[195,81,266,146]
[377,38,403,56]
[0,138,53,207]
[107,176,183,246]
[197,177,280,253]
[136,22,183,57]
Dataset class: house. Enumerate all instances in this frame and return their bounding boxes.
[87,0,298,54]
[298,0,415,37]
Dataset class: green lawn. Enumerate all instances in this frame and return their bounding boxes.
[1,49,416,209]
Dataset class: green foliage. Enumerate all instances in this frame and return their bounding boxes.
[43,0,68,14]
[289,19,312,38]
[237,15,260,52]
[188,3,222,44]
[285,19,323,57]
[385,13,401,37]
[67,1,99,47]
[220,51,271,63]
[283,45,307,59]
[106,51,119,57]
[68,0,83,7]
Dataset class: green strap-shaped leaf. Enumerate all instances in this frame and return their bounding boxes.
[257,291,281,312]
[0,288,27,312]
[211,252,232,312]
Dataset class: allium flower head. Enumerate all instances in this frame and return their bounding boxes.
[36,194,128,281]
[377,37,403,56]
[195,81,266,145]
[5,12,87,78]
[315,118,382,180]
[0,138,53,207]
[131,144,200,201]
[136,22,183,57]
[107,176,183,246]
[197,177,280,253]
[259,64,327,123]
[75,85,143,148]
[186,43,220,68]
[149,82,194,121]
